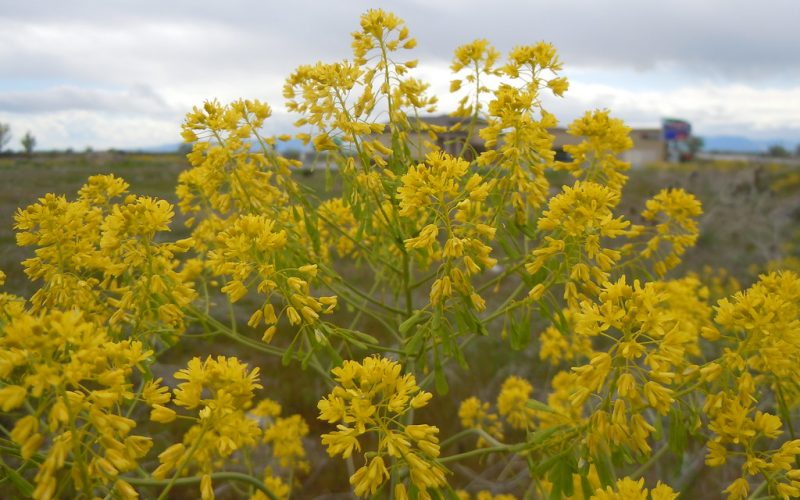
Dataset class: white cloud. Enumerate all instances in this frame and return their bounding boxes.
[555,81,800,139]
[0,111,180,151]
[0,85,172,115]
[1,1,798,149]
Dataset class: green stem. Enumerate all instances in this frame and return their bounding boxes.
[156,427,208,500]
[747,478,769,500]
[441,427,507,449]
[631,443,669,479]
[438,442,521,464]
[315,210,402,276]
[125,472,277,500]
[482,282,528,323]
[440,428,480,448]
[323,274,405,316]
[476,261,525,293]
[403,250,414,317]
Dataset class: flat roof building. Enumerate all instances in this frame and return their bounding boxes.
[377,115,668,167]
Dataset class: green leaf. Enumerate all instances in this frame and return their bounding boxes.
[405,327,426,356]
[0,459,34,497]
[434,349,449,395]
[533,453,561,477]
[668,408,686,470]
[303,210,321,255]
[399,310,426,335]
[281,332,301,366]
[526,425,566,448]
[526,399,558,413]
[611,446,634,468]
[497,233,520,260]
[580,474,594,499]
[509,312,531,350]
[325,164,334,191]
[548,455,576,499]
[591,450,616,488]
[342,328,380,346]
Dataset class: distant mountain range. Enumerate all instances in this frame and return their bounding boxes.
[702,135,797,154]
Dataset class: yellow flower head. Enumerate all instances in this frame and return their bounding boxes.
[497,375,535,430]
[318,356,447,495]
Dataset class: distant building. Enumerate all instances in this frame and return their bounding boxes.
[552,127,665,167]
[378,115,668,167]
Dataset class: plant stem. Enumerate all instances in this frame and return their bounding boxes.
[631,443,669,479]
[747,478,768,500]
[438,444,509,464]
[156,427,208,500]
[125,472,278,500]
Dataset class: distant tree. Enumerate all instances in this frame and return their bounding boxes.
[0,122,10,153]
[795,143,800,157]
[177,143,193,155]
[688,136,704,158]
[767,144,790,158]
[21,131,36,156]
[283,148,302,160]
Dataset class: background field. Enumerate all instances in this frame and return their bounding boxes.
[2,153,800,497]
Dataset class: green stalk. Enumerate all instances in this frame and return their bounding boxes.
[125,472,277,500]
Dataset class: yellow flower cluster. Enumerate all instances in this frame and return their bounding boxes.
[207,213,336,341]
[712,271,800,384]
[399,151,497,308]
[539,308,593,366]
[556,110,633,194]
[14,175,196,342]
[458,396,504,446]
[590,477,677,500]
[459,371,589,454]
[144,357,308,499]
[179,98,296,220]
[638,188,703,276]
[149,357,263,478]
[528,181,631,306]
[497,375,536,430]
[1,310,152,499]
[696,271,800,498]
[285,8,432,171]
[466,40,567,224]
[567,276,708,456]
[456,490,517,500]
[318,356,446,497]
[449,39,501,122]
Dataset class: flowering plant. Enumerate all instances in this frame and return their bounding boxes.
[2,9,799,500]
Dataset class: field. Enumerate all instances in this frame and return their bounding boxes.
[2,153,798,295]
[2,151,799,498]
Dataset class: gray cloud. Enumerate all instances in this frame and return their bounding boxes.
[0,84,172,114]
[1,0,798,149]
[3,0,798,81]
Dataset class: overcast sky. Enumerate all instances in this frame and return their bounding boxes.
[1,0,799,150]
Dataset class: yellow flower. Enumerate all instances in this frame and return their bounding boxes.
[350,456,389,497]
[722,478,749,500]
[497,376,535,430]
[200,473,214,500]
[150,404,177,423]
[318,356,446,495]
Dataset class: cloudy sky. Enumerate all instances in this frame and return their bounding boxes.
[1,0,798,151]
